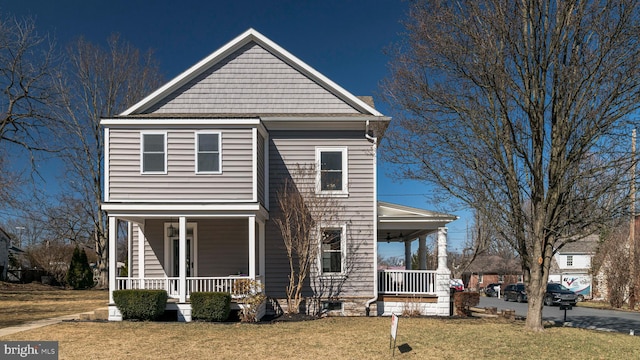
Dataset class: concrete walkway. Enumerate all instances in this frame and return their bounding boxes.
[0,311,96,337]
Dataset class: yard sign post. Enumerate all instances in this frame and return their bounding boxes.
[390,313,399,356]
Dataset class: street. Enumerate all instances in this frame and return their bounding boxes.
[479,296,640,335]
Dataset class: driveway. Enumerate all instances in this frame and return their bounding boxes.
[479,296,640,335]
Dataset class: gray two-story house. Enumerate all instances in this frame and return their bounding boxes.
[103,29,455,321]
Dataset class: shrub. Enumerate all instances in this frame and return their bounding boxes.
[454,291,480,317]
[66,246,95,289]
[113,289,168,320]
[191,292,231,322]
[233,279,266,322]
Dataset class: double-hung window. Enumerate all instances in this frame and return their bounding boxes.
[566,255,573,267]
[316,147,348,195]
[196,132,221,174]
[321,227,345,274]
[141,132,166,174]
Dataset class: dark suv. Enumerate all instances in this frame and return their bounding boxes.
[503,283,527,303]
[544,283,577,306]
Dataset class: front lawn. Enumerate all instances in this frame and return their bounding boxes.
[0,282,108,328]
[1,317,637,359]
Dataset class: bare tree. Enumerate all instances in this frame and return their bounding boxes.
[25,240,75,285]
[273,164,344,314]
[0,15,62,213]
[382,0,640,331]
[0,15,61,153]
[593,220,639,308]
[57,35,163,287]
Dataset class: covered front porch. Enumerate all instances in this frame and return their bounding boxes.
[376,202,457,316]
[105,204,268,321]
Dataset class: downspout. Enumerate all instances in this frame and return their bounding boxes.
[365,120,378,316]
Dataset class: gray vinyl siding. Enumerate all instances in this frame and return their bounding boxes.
[136,221,165,277]
[129,219,251,278]
[265,130,375,299]
[108,128,253,201]
[132,224,139,277]
[145,42,359,114]
[196,219,249,276]
[257,132,265,206]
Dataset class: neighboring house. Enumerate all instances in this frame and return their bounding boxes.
[0,227,10,281]
[102,29,457,321]
[0,228,24,282]
[464,255,522,291]
[549,235,599,299]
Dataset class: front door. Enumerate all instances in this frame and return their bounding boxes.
[171,237,193,277]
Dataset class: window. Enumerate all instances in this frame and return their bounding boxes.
[518,275,523,283]
[141,133,166,173]
[322,301,343,312]
[321,228,344,274]
[196,132,221,173]
[478,273,483,284]
[316,147,348,194]
[498,274,504,283]
[567,255,573,267]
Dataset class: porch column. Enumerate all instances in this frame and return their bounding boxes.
[436,227,451,316]
[418,235,427,270]
[179,217,187,303]
[127,222,133,277]
[437,227,448,271]
[258,219,265,281]
[108,216,117,304]
[138,224,145,288]
[248,216,256,280]
[404,239,412,270]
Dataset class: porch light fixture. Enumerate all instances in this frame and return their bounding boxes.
[168,223,178,237]
[385,232,404,243]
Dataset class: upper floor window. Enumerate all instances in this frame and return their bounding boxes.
[141,132,166,174]
[320,227,345,274]
[316,147,348,195]
[196,132,221,174]
[567,255,573,267]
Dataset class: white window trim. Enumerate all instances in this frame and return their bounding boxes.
[140,131,168,174]
[566,255,573,267]
[163,222,198,277]
[195,131,222,174]
[315,147,348,196]
[318,224,347,276]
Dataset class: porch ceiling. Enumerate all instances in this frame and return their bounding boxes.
[377,201,457,243]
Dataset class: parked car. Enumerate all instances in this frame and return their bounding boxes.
[544,283,577,306]
[503,283,527,303]
[450,278,464,292]
[484,283,501,297]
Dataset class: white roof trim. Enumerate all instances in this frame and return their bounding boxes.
[377,201,458,222]
[120,28,383,117]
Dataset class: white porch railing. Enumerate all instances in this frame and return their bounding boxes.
[378,270,437,295]
[116,276,263,299]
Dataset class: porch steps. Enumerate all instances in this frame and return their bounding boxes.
[78,307,109,321]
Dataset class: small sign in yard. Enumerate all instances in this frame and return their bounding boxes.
[390,313,399,356]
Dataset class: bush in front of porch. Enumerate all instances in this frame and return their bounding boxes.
[191,292,231,322]
[113,289,168,321]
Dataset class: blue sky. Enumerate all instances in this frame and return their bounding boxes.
[3,0,471,256]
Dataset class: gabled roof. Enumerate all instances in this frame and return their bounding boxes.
[121,28,383,117]
[465,255,521,274]
[556,235,599,254]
